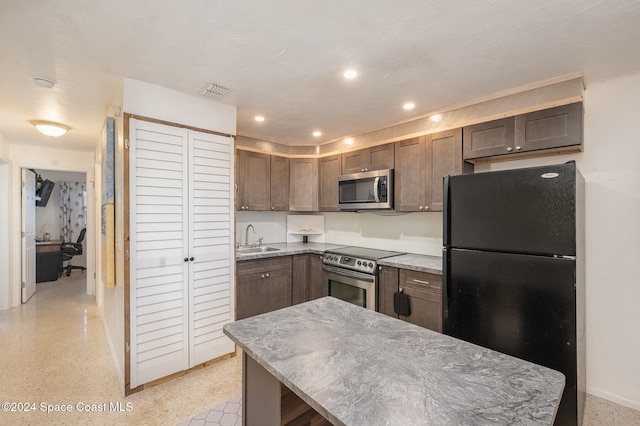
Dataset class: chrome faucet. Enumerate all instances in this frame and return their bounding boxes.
[245,224,256,246]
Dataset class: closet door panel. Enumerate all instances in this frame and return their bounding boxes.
[188,131,235,366]
[130,119,190,388]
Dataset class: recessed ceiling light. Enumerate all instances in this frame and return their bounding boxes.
[430,114,443,122]
[343,69,358,79]
[32,120,69,137]
[403,102,415,110]
[313,131,322,137]
[255,116,265,122]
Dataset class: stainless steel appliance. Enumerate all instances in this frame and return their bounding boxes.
[322,246,403,310]
[338,169,393,210]
[443,161,585,426]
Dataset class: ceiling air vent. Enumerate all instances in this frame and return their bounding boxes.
[198,82,231,99]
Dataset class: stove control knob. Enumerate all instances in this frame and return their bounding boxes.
[368,262,374,268]
[357,261,361,265]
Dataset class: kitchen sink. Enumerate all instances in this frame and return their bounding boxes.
[236,246,281,254]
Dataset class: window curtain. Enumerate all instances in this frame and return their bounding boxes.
[60,181,87,243]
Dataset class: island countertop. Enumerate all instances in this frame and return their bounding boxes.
[223,297,565,426]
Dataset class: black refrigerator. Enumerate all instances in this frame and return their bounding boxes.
[443,162,585,426]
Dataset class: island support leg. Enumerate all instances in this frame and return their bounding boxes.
[243,352,281,426]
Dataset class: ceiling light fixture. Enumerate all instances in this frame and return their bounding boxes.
[313,131,322,137]
[32,120,70,137]
[343,69,358,79]
[403,102,415,110]
[255,116,265,122]
[33,76,56,89]
[430,114,443,122]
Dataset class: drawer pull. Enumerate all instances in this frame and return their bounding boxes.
[412,279,430,285]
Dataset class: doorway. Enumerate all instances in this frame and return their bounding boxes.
[9,163,96,308]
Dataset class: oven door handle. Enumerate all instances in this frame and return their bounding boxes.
[322,265,375,282]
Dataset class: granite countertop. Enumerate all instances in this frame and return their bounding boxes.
[236,242,444,275]
[224,297,565,426]
[378,253,443,274]
[235,242,348,261]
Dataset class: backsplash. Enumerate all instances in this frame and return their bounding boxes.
[236,211,443,256]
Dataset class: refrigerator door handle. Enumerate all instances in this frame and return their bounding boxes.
[442,248,449,319]
[443,175,450,246]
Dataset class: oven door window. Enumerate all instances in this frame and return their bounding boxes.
[329,279,367,309]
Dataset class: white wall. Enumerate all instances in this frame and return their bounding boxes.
[7,145,95,308]
[323,212,442,255]
[474,71,640,410]
[100,87,126,395]
[123,78,236,135]
[236,211,288,245]
[0,133,11,310]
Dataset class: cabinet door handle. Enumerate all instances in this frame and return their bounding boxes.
[412,279,430,285]
[515,145,522,151]
[271,206,275,210]
[265,273,270,278]
[399,287,404,293]
[419,206,423,210]
[184,257,189,262]
[190,257,194,261]
[261,274,265,279]
[506,146,513,152]
[424,206,429,210]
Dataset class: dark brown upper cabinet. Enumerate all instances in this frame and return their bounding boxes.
[428,129,472,211]
[289,158,318,212]
[237,150,289,211]
[395,129,471,212]
[341,143,395,174]
[238,150,271,211]
[318,154,341,212]
[463,102,583,162]
[270,155,290,211]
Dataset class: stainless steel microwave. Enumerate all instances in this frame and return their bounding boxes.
[338,169,394,210]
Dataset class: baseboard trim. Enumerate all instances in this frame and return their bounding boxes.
[587,387,640,411]
[101,314,125,396]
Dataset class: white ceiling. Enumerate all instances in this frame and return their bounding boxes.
[2,0,640,152]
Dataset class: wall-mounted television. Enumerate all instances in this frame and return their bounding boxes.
[36,179,55,207]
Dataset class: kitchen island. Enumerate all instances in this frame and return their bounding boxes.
[223,297,565,426]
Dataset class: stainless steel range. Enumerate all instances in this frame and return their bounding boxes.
[322,246,403,311]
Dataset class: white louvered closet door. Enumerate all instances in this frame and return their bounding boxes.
[130,119,190,387]
[130,119,235,388]
[188,131,235,366]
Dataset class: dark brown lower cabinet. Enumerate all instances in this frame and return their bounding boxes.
[398,269,443,332]
[308,254,325,301]
[292,254,310,305]
[236,257,292,320]
[292,253,325,304]
[378,265,399,318]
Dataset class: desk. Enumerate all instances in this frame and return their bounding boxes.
[36,240,62,283]
[36,240,62,253]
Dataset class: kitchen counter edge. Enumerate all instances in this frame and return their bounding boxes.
[237,243,444,275]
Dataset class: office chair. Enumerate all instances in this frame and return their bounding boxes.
[60,228,87,277]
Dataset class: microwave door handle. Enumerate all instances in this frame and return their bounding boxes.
[373,177,380,202]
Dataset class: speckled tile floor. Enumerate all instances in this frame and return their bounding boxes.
[0,273,241,426]
[1,273,638,426]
